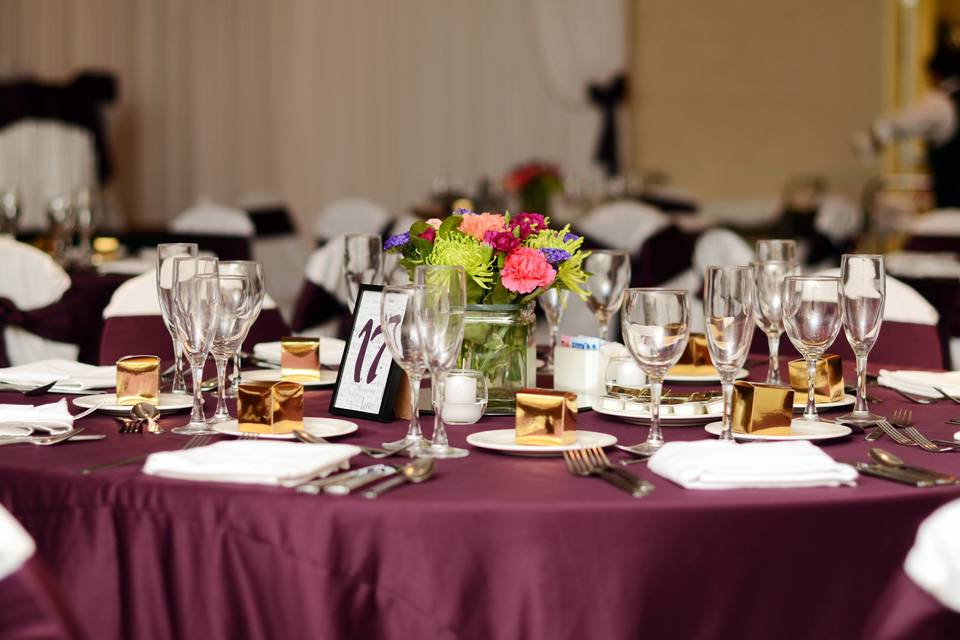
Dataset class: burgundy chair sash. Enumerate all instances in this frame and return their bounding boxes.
[290,280,351,338]
[0,297,78,368]
[0,557,87,640]
[576,224,700,288]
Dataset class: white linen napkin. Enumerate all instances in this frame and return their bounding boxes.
[142,440,360,486]
[253,338,346,368]
[877,369,960,399]
[905,498,960,613]
[647,440,858,489]
[0,400,75,437]
[0,359,116,392]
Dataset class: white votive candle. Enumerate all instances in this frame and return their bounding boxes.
[445,375,477,404]
[615,361,646,387]
[443,402,484,424]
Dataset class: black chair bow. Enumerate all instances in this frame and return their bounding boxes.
[587,73,627,177]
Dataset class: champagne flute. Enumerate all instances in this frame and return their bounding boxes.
[537,288,569,373]
[836,255,885,426]
[756,239,797,263]
[752,260,800,385]
[380,284,431,455]
[157,243,199,394]
[704,266,756,442]
[218,261,265,398]
[414,264,469,459]
[621,288,690,454]
[170,256,221,435]
[583,250,631,341]
[209,275,255,422]
[782,276,842,421]
[344,233,383,308]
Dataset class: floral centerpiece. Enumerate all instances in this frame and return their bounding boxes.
[505,161,563,219]
[385,209,589,412]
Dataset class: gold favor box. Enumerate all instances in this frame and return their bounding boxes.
[237,381,304,434]
[280,337,321,383]
[669,334,716,376]
[788,354,844,402]
[515,388,577,445]
[116,355,160,406]
[732,381,794,435]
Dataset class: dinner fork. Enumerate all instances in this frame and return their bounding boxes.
[890,388,942,405]
[587,446,656,494]
[893,410,955,453]
[80,434,213,474]
[562,448,652,497]
[0,428,86,447]
[117,418,143,434]
[874,419,916,447]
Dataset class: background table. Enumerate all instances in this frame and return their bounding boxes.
[1,360,960,640]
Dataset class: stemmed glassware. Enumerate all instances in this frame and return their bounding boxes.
[537,288,569,373]
[414,264,469,459]
[380,284,431,455]
[704,266,756,442]
[583,250,631,341]
[752,260,800,385]
[782,276,843,422]
[836,255,886,426]
[170,256,221,435]
[157,243,199,394]
[209,275,256,422]
[344,233,383,308]
[0,189,21,236]
[621,288,690,454]
[756,239,797,263]
[218,261,266,398]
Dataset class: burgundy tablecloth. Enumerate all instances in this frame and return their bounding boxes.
[2,360,960,639]
[0,558,86,640]
[865,568,960,639]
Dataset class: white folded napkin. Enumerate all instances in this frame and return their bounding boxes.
[253,338,346,368]
[142,440,360,486]
[0,400,75,437]
[905,498,960,613]
[0,359,116,393]
[647,440,858,489]
[877,369,960,399]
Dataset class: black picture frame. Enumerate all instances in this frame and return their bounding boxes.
[329,284,404,422]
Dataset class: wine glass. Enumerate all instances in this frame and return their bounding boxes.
[73,187,97,265]
[537,288,569,373]
[380,284,431,455]
[836,255,885,426]
[414,264,469,459]
[170,256,221,435]
[157,243,199,394]
[218,261,265,398]
[752,260,800,385]
[209,275,255,422]
[344,233,383,308]
[704,266,756,442]
[583,250,631,341]
[621,288,690,454]
[756,239,797,263]
[782,276,842,421]
[0,189,21,236]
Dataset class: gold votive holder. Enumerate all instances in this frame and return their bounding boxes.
[280,337,321,383]
[515,388,577,445]
[788,354,844,402]
[731,381,794,435]
[116,355,160,406]
[237,381,304,434]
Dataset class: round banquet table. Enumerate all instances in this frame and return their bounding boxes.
[2,360,960,640]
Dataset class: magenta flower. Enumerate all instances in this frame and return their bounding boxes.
[483,230,521,253]
[501,246,556,294]
[507,212,547,240]
[418,226,437,242]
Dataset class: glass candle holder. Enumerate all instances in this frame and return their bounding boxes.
[438,369,488,426]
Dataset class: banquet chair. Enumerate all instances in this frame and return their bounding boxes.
[168,201,255,260]
[291,238,352,336]
[578,200,669,253]
[0,237,79,366]
[98,271,290,365]
[312,197,390,245]
[904,209,960,252]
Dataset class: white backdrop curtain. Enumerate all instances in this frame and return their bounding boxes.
[0,0,625,233]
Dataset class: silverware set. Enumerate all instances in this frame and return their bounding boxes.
[868,409,959,453]
[562,446,655,497]
[855,446,959,487]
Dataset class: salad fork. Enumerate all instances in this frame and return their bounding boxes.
[562,448,653,497]
[893,410,955,453]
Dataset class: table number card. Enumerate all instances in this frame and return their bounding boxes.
[329,284,404,422]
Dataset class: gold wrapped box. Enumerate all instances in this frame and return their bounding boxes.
[237,381,304,434]
[788,354,844,402]
[280,337,321,383]
[669,334,716,376]
[115,355,160,406]
[731,381,794,435]
[515,388,577,445]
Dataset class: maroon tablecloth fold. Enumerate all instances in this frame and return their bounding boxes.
[0,557,86,640]
[865,569,960,640]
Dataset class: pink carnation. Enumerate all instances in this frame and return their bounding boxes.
[425,218,443,229]
[501,247,556,294]
[458,212,505,241]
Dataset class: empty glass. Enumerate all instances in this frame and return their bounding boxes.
[209,275,255,422]
[157,243,199,394]
[414,264,468,459]
[752,260,800,385]
[47,195,75,265]
[583,250,631,341]
[380,284,431,455]
[756,239,797,263]
[704,266,756,442]
[837,255,886,426]
[782,276,843,421]
[621,288,690,454]
[218,261,266,398]
[0,189,21,236]
[344,233,383,308]
[537,288,569,373]
[170,256,221,435]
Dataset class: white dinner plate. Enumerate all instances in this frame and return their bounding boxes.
[72,392,194,415]
[237,369,338,388]
[593,403,720,426]
[252,338,346,368]
[793,393,855,412]
[703,419,852,442]
[465,429,617,457]
[212,417,358,440]
[664,368,749,383]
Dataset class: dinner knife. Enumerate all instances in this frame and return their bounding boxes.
[855,463,938,487]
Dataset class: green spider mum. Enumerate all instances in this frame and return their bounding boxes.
[425,232,496,291]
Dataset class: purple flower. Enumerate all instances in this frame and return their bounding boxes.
[455,207,477,216]
[384,232,410,250]
[483,230,521,253]
[563,232,580,243]
[539,248,571,265]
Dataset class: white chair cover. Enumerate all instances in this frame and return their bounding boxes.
[814,194,862,245]
[0,120,97,231]
[904,498,960,613]
[580,200,669,252]
[692,228,754,271]
[312,197,390,242]
[103,270,278,318]
[0,504,34,582]
[698,197,779,228]
[814,268,939,326]
[0,237,77,364]
[169,201,255,237]
[909,209,960,237]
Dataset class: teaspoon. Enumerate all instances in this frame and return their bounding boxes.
[362,457,436,498]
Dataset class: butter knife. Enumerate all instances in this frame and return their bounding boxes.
[855,463,937,487]
[295,464,395,495]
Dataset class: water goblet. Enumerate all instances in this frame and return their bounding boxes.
[836,255,885,426]
[209,275,255,422]
[583,250,631,341]
[782,276,843,421]
[218,261,265,398]
[753,260,800,385]
[345,233,383,308]
[537,288,569,373]
[621,288,690,454]
[157,243,199,394]
[756,239,797,263]
[704,266,756,442]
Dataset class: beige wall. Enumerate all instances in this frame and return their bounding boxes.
[629,0,886,203]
